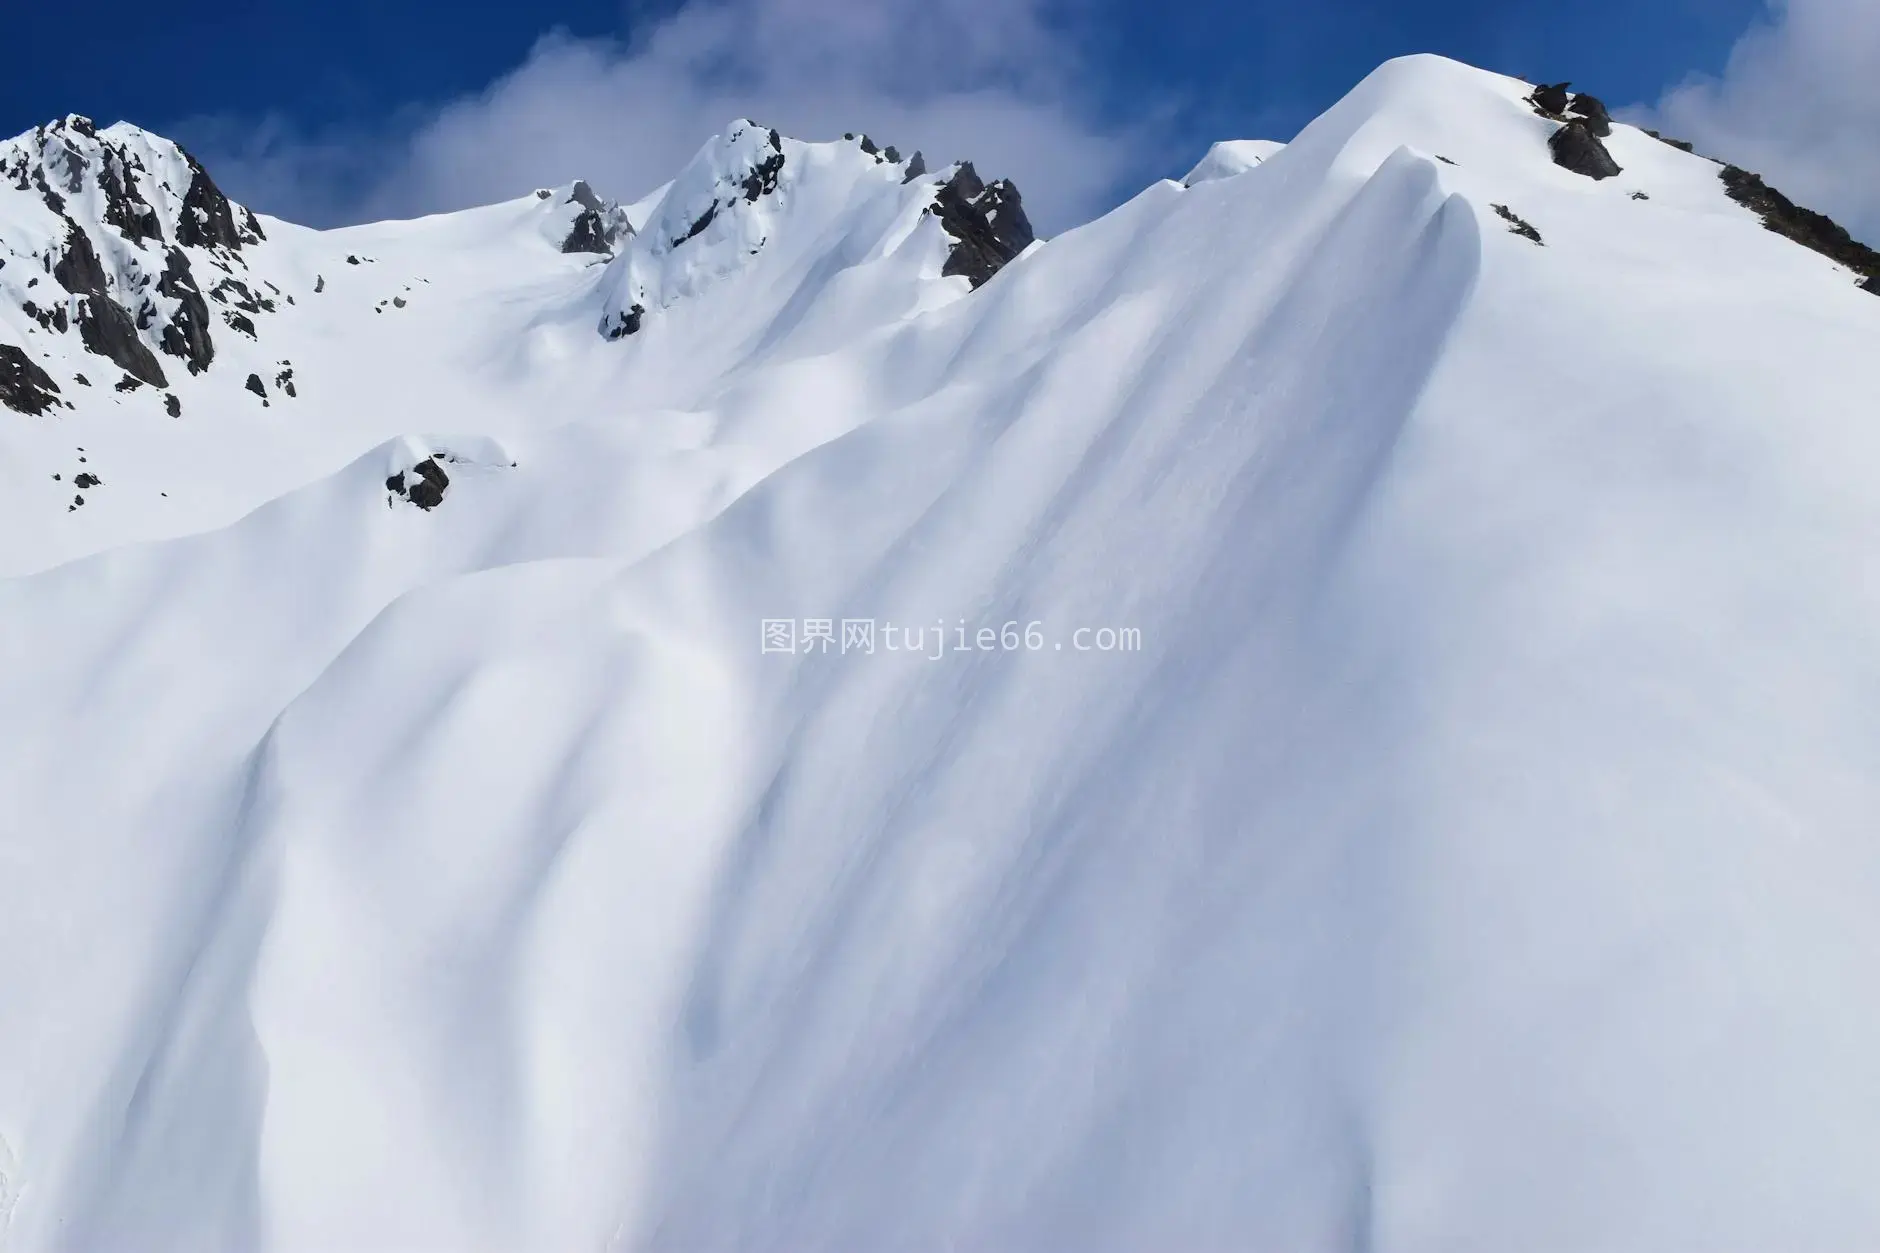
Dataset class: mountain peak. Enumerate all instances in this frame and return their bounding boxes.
[2,115,271,399]
[596,120,1033,340]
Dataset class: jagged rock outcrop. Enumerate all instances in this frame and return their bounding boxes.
[930,163,1035,288]
[173,150,263,252]
[386,456,450,509]
[50,222,169,386]
[154,247,214,373]
[559,180,634,255]
[1550,120,1622,180]
[739,130,786,203]
[1567,93,1612,137]
[602,303,645,341]
[1530,82,1571,116]
[1,343,63,415]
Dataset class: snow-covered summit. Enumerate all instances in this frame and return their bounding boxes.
[1182,137,1286,185]
[0,114,266,399]
[596,119,1033,340]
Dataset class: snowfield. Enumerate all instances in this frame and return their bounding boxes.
[3,54,1880,1252]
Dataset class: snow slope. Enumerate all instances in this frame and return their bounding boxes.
[3,54,1880,1252]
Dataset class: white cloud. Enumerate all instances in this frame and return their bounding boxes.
[1639,0,1880,240]
[183,0,1156,236]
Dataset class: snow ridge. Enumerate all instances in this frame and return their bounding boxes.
[3,53,1880,1253]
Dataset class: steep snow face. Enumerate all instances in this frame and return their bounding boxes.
[4,53,1880,1253]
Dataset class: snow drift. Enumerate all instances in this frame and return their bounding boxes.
[3,55,1880,1253]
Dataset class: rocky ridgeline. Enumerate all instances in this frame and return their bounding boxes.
[599,125,1034,340]
[928,161,1035,288]
[1528,81,1879,293]
[0,115,275,413]
[540,179,634,256]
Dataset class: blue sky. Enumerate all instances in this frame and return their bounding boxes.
[3,0,1872,236]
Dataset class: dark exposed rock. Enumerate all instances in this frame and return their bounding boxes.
[387,456,451,509]
[1863,275,1880,295]
[883,145,901,164]
[51,222,108,297]
[209,277,272,313]
[164,392,181,417]
[1491,204,1544,244]
[0,343,63,415]
[222,310,257,338]
[314,275,326,292]
[392,296,407,308]
[562,209,613,253]
[677,202,719,246]
[275,366,296,396]
[1719,165,1880,286]
[43,132,89,194]
[73,471,101,489]
[51,222,170,385]
[173,150,256,251]
[21,299,68,334]
[408,458,448,508]
[33,160,67,216]
[1567,93,1612,137]
[929,163,1036,289]
[1642,129,1697,154]
[902,151,928,182]
[154,247,215,373]
[346,255,362,265]
[568,179,603,212]
[114,373,143,392]
[1631,190,1650,201]
[857,134,879,157]
[741,130,786,202]
[558,179,629,255]
[74,373,90,386]
[79,296,167,387]
[1530,82,1571,115]
[98,151,162,245]
[602,303,646,340]
[244,372,266,398]
[1550,121,1622,180]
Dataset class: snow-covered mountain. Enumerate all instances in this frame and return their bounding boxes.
[2,53,1879,1252]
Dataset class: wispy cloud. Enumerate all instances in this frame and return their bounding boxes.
[178,0,1159,236]
[1635,0,1880,240]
